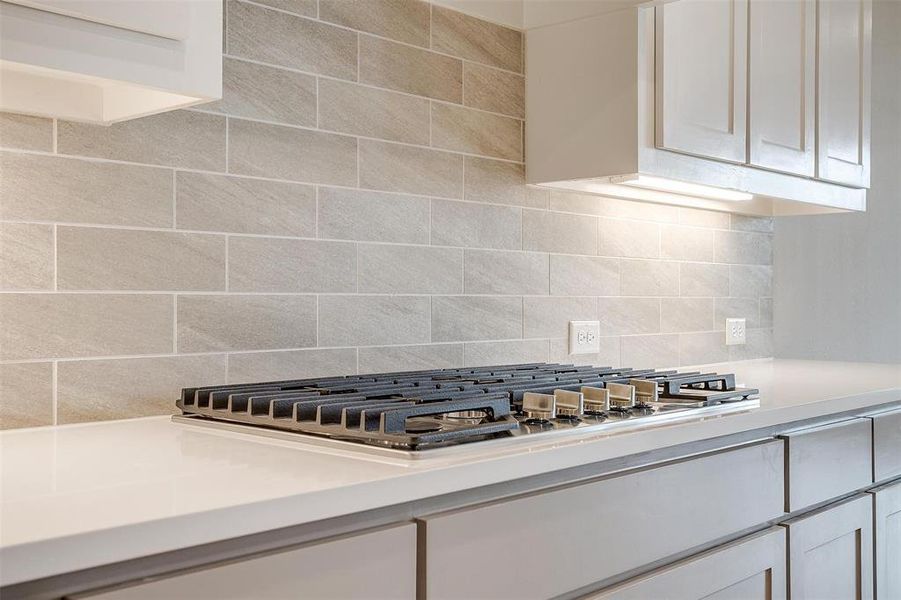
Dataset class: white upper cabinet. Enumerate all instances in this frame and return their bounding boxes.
[749,0,816,176]
[817,0,872,187]
[0,0,221,124]
[655,0,748,163]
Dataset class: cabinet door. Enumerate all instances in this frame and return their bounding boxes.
[871,480,901,600]
[78,524,416,599]
[586,527,786,599]
[749,0,816,176]
[783,495,874,600]
[655,0,748,163]
[817,0,872,187]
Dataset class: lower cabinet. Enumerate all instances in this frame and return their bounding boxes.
[871,479,901,600]
[76,524,416,599]
[586,527,786,599]
[782,495,874,600]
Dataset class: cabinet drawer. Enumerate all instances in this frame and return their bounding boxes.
[76,524,416,599]
[868,406,901,482]
[420,440,784,600]
[585,527,786,599]
[780,418,872,511]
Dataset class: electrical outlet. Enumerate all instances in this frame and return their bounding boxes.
[569,320,601,355]
[725,318,746,346]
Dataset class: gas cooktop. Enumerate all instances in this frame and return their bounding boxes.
[175,363,759,453]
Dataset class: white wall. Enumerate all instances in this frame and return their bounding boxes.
[774,0,901,363]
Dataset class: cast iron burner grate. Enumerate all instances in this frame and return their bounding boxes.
[177,363,758,450]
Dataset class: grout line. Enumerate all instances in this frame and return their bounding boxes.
[224,236,230,292]
[52,224,58,291]
[51,119,58,154]
[172,295,178,353]
[171,171,177,228]
[224,117,230,173]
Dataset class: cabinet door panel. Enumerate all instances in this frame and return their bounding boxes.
[586,527,786,599]
[868,407,901,482]
[656,0,748,163]
[749,0,815,176]
[783,495,873,600]
[871,480,901,600]
[817,0,872,187]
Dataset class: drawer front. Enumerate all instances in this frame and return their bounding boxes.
[869,407,901,482]
[420,440,785,600]
[78,524,416,599]
[585,527,786,599]
[781,417,873,511]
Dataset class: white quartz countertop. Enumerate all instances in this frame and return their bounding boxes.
[2,359,900,586]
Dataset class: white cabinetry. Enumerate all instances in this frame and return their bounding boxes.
[782,495,874,600]
[77,524,416,600]
[817,0,872,186]
[0,0,221,124]
[586,527,786,599]
[655,0,747,163]
[871,480,901,600]
[749,0,816,176]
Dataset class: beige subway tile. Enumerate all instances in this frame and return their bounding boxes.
[523,210,597,255]
[661,298,714,333]
[318,187,430,244]
[464,339,548,367]
[227,0,357,79]
[715,230,773,265]
[0,363,53,429]
[57,355,227,424]
[549,255,620,296]
[0,112,52,151]
[464,249,548,295]
[0,223,53,290]
[57,228,225,291]
[359,139,463,198]
[432,296,521,342]
[621,259,679,296]
[228,118,357,186]
[599,218,660,259]
[319,295,430,346]
[358,244,462,293]
[177,295,316,352]
[359,343,463,373]
[251,0,316,17]
[431,199,521,249]
[431,103,522,161]
[598,297,660,336]
[730,265,773,298]
[360,35,462,103]
[621,334,679,368]
[526,187,550,210]
[549,191,680,223]
[679,332,729,366]
[228,237,356,292]
[523,296,596,339]
[680,263,729,297]
[729,328,773,361]
[679,207,731,229]
[319,79,430,145]
[320,0,430,46]
[731,214,775,233]
[549,336,621,368]
[0,152,173,227]
[58,111,226,171]
[0,294,173,360]
[465,157,540,208]
[431,5,522,72]
[715,297,760,329]
[228,348,358,383]
[176,172,315,237]
[463,62,524,118]
[205,57,316,126]
[661,225,714,262]
[760,298,773,328]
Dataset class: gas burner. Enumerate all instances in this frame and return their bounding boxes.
[175,363,759,451]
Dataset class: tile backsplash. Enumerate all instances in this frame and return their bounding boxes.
[0,0,773,429]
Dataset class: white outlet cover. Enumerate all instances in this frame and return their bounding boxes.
[569,320,601,355]
[725,318,747,346]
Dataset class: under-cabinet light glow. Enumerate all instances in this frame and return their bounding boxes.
[622,176,754,202]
